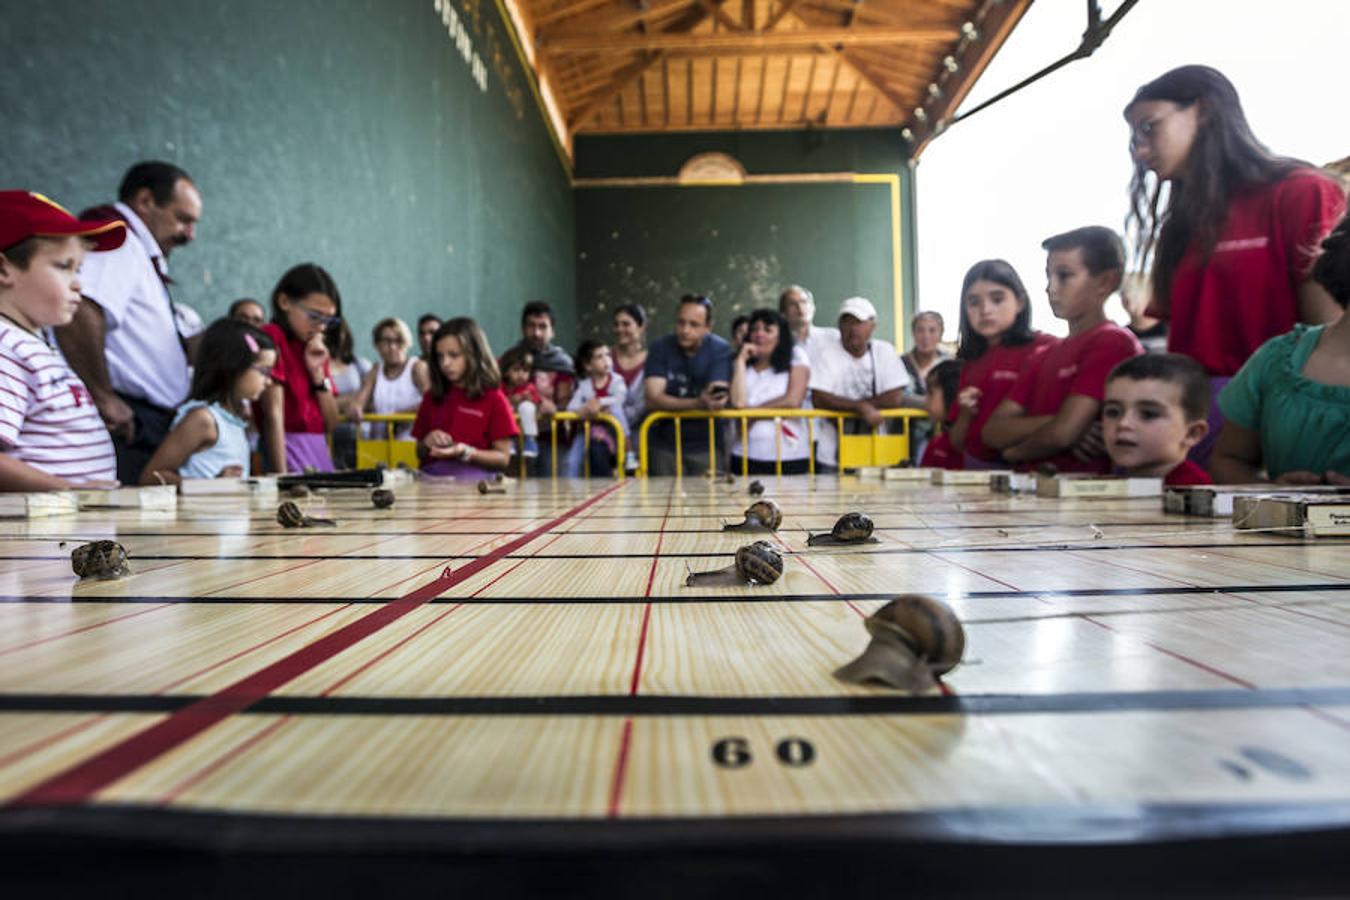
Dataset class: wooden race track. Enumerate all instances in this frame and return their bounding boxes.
[2,475,1349,896]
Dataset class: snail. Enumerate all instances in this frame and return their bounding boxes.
[806,512,877,546]
[285,484,311,498]
[70,540,130,580]
[834,594,965,693]
[748,480,765,497]
[1035,462,1058,478]
[371,489,395,509]
[276,501,336,528]
[685,541,784,587]
[722,499,781,532]
[477,479,506,495]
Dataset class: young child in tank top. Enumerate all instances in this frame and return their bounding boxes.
[140,319,276,484]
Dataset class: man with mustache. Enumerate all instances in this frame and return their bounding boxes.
[56,161,202,484]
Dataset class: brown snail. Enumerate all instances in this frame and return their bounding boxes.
[276,501,336,528]
[477,479,506,495]
[748,480,765,497]
[285,484,311,498]
[807,512,877,546]
[70,540,130,580]
[834,594,965,693]
[723,499,781,532]
[685,540,784,587]
[371,489,395,509]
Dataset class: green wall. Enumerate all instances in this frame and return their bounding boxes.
[0,0,574,357]
[574,129,916,351]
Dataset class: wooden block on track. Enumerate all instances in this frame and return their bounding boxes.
[75,484,177,510]
[1036,475,1162,499]
[0,491,78,518]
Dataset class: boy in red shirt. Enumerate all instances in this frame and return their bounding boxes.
[1101,354,1212,486]
[984,227,1144,473]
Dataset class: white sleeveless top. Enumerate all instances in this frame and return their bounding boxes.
[372,360,422,439]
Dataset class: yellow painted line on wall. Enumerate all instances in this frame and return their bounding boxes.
[852,173,905,351]
[494,0,573,178]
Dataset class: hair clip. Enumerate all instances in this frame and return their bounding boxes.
[244,333,259,354]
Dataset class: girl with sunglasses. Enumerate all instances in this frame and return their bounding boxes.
[140,318,275,484]
[257,262,344,472]
[1124,65,1345,465]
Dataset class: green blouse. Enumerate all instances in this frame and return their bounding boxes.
[1219,324,1350,479]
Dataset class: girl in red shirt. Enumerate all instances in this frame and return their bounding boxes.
[1124,65,1345,464]
[257,263,342,474]
[946,259,1055,468]
[412,317,519,480]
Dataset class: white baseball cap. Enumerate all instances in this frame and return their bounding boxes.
[838,296,877,322]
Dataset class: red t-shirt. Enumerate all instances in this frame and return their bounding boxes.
[1164,458,1212,487]
[411,385,520,451]
[506,382,543,406]
[261,322,332,434]
[1009,322,1143,474]
[1149,169,1346,376]
[920,432,964,470]
[953,333,1056,462]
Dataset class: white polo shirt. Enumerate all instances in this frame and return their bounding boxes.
[807,334,910,467]
[77,202,190,410]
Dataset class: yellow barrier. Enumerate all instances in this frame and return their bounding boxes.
[548,411,627,480]
[637,408,928,477]
[351,413,532,479]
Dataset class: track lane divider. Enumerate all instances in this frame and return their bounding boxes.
[8,481,627,808]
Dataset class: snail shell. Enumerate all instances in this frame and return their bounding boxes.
[685,541,783,587]
[285,484,311,498]
[807,512,876,546]
[371,489,395,509]
[277,501,307,528]
[478,479,506,494]
[835,594,965,692]
[276,501,336,528]
[723,499,781,532]
[70,540,130,580]
[748,480,765,497]
[735,540,784,585]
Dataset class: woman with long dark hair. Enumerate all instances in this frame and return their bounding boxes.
[728,308,811,474]
[1124,64,1345,463]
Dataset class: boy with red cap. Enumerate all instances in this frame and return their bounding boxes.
[0,191,125,490]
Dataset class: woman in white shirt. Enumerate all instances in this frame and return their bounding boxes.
[351,317,430,441]
[729,309,811,475]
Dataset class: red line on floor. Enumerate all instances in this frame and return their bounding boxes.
[773,535,865,617]
[607,483,674,818]
[1081,615,1258,690]
[0,603,177,658]
[8,481,627,808]
[605,719,636,818]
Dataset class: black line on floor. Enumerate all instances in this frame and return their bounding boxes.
[3,686,1349,717]
[4,582,1346,605]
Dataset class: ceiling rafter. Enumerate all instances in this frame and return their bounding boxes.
[541,26,959,55]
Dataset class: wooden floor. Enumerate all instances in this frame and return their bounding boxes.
[2,475,1349,892]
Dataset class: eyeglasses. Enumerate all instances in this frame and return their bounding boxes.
[250,364,274,378]
[376,336,404,346]
[1128,107,1184,150]
[298,306,340,329]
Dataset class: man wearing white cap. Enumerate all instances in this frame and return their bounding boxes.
[808,296,911,471]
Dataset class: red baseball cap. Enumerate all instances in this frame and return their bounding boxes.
[0,191,126,253]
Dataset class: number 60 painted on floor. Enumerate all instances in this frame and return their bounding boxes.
[711,737,815,769]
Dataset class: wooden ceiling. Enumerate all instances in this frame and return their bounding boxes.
[505,0,1031,155]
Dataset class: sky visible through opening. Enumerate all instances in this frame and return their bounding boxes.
[913,0,1349,341]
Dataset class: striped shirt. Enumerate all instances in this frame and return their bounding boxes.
[0,320,117,484]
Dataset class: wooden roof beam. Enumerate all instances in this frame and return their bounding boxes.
[538,0,696,40]
[543,26,958,54]
[568,52,666,129]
